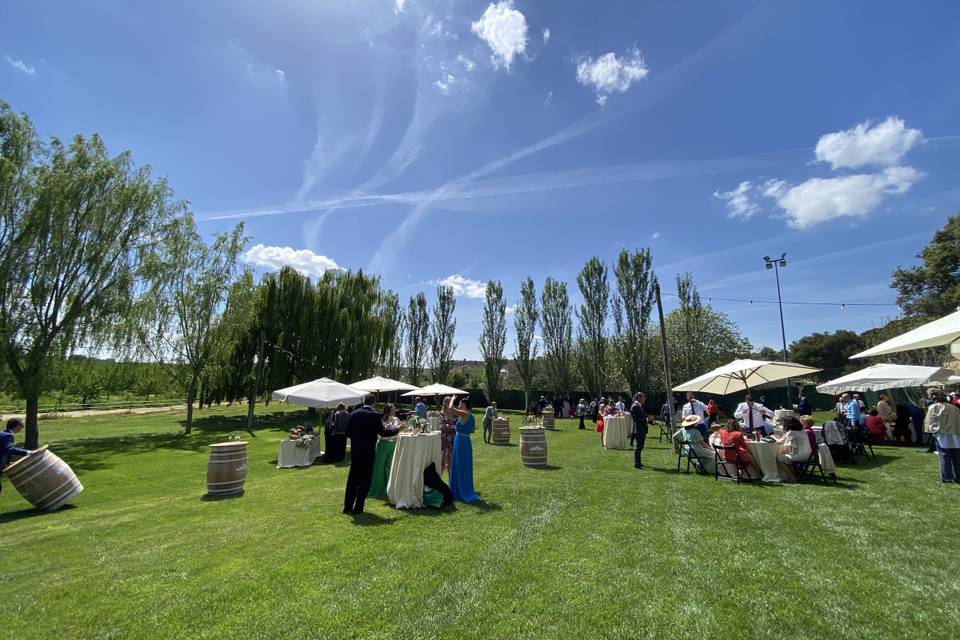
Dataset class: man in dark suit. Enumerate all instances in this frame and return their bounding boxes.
[630,392,649,470]
[343,394,400,514]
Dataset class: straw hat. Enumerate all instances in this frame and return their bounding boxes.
[681,415,702,428]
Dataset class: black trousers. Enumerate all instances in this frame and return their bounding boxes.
[578,415,585,429]
[323,433,347,463]
[633,426,648,467]
[343,448,376,512]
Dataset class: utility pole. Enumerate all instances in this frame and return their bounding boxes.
[654,280,675,429]
[246,333,265,431]
[763,253,791,408]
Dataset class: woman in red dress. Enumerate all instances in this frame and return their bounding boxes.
[864,409,886,443]
[595,400,607,444]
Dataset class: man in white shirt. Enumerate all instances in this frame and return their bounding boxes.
[615,396,626,413]
[734,394,774,436]
[681,392,707,420]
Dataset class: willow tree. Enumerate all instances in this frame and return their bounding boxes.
[513,277,539,408]
[479,280,507,403]
[0,102,182,447]
[540,277,574,397]
[406,293,429,385]
[429,285,457,384]
[576,257,609,401]
[139,215,246,431]
[612,248,656,394]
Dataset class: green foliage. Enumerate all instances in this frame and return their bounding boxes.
[788,330,866,380]
[405,292,429,386]
[612,248,656,394]
[540,276,574,395]
[383,293,404,380]
[479,280,507,402]
[0,101,183,446]
[429,285,457,384]
[575,257,609,400]
[860,316,947,367]
[513,276,539,407]
[664,300,752,384]
[891,213,960,318]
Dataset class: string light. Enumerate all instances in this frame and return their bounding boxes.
[664,293,896,309]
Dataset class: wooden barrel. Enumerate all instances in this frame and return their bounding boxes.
[207,441,248,496]
[4,445,83,512]
[492,417,510,445]
[541,407,555,430]
[519,427,548,467]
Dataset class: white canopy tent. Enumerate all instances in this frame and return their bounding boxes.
[349,376,419,394]
[271,377,364,408]
[401,383,469,397]
[850,309,960,359]
[673,359,821,395]
[815,363,955,394]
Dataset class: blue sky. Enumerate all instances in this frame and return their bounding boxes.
[4,0,960,360]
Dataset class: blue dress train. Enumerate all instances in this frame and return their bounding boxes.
[449,414,480,503]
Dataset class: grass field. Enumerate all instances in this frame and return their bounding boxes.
[2,405,958,639]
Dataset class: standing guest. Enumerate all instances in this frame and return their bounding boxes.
[795,394,812,416]
[595,401,606,444]
[854,394,867,414]
[482,401,497,444]
[845,393,864,428]
[1,418,32,496]
[661,400,674,425]
[905,402,925,445]
[576,398,587,430]
[681,392,708,422]
[368,404,402,499]
[553,395,563,418]
[615,396,626,413]
[342,394,400,514]
[734,394,774,438]
[877,394,896,440]
[630,392,649,469]
[924,388,960,483]
[444,396,480,502]
[414,397,428,419]
[537,396,548,415]
[864,409,886,443]
[835,394,848,423]
[322,403,350,463]
[706,399,720,425]
[673,415,717,474]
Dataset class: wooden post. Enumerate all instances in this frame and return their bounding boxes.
[246,333,265,431]
[655,281,675,431]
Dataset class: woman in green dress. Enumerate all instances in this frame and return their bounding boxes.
[673,414,717,474]
[368,404,402,499]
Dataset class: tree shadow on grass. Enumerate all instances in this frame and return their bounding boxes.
[201,491,245,501]
[528,464,562,471]
[0,503,77,524]
[350,511,394,527]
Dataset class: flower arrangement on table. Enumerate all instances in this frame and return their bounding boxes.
[405,415,430,434]
[522,415,544,428]
[287,428,315,449]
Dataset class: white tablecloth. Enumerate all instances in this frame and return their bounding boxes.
[603,415,631,450]
[745,440,786,482]
[277,437,321,468]
[387,432,442,509]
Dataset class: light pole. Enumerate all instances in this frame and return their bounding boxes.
[763,253,791,408]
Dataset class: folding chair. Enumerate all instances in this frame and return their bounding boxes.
[659,420,674,444]
[847,425,874,461]
[798,448,835,485]
[713,444,753,484]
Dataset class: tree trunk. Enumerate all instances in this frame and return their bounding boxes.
[185,371,198,433]
[25,391,40,449]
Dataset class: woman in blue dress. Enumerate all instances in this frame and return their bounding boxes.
[444,395,480,503]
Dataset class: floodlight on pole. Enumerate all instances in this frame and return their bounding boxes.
[762,253,792,407]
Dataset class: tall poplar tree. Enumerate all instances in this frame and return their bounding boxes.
[576,257,609,401]
[406,292,429,385]
[429,285,457,384]
[540,277,574,396]
[514,277,539,408]
[612,248,656,394]
[479,280,507,403]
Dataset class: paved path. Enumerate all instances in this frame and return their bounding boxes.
[0,403,196,422]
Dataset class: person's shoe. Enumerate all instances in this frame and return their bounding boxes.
[342,508,352,515]
[352,508,364,515]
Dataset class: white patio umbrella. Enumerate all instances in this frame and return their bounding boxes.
[401,383,469,397]
[673,359,821,395]
[815,363,955,394]
[349,376,419,394]
[271,377,364,408]
[850,309,960,359]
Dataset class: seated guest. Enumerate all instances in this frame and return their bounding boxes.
[718,419,752,466]
[864,409,886,443]
[673,415,717,474]
[776,416,813,468]
[799,415,818,450]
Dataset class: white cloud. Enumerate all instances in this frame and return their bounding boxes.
[544,91,553,105]
[505,304,516,315]
[275,68,286,82]
[713,180,759,220]
[243,244,341,277]
[575,46,649,105]
[542,28,551,44]
[761,166,923,229]
[434,74,459,94]
[435,274,487,298]
[6,55,36,75]
[423,14,457,40]
[394,0,406,14]
[471,1,528,69]
[457,54,476,72]
[650,231,662,240]
[815,116,923,169]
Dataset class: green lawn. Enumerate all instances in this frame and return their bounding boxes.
[1,406,958,639]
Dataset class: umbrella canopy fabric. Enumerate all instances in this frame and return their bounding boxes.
[850,309,960,359]
[673,359,821,395]
[401,383,469,397]
[271,377,364,408]
[815,363,955,394]
[349,376,419,393]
